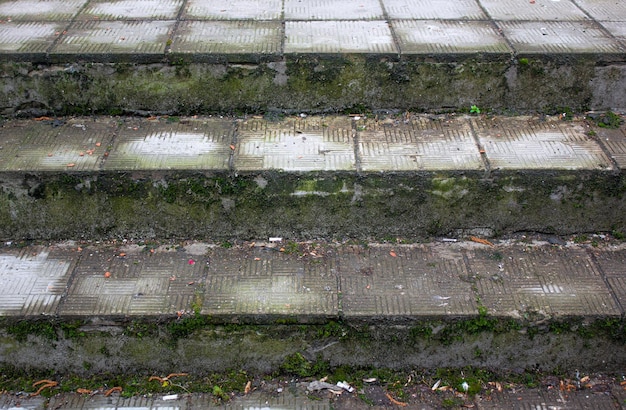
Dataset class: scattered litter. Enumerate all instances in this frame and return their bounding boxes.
[434,295,451,300]
[31,380,58,396]
[72,124,86,130]
[188,259,195,265]
[245,380,252,394]
[76,388,92,394]
[336,381,354,393]
[389,250,397,257]
[269,237,282,242]
[385,392,407,406]
[432,379,441,390]
[461,381,469,392]
[162,394,178,401]
[104,271,111,278]
[441,238,457,242]
[307,380,342,393]
[363,378,377,383]
[104,386,122,396]
[469,236,494,246]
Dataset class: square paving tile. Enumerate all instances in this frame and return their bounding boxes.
[0,246,77,316]
[358,115,483,171]
[60,247,206,315]
[103,118,234,170]
[480,0,587,21]
[498,21,623,54]
[183,0,282,20]
[468,245,622,317]
[383,0,487,20]
[0,21,64,58]
[590,249,626,312]
[285,0,384,20]
[285,21,397,54]
[600,21,626,43]
[593,127,626,169]
[202,248,338,316]
[76,0,183,21]
[234,116,355,171]
[51,20,172,61]
[392,20,510,54]
[0,118,115,171]
[472,116,613,170]
[574,0,626,22]
[171,20,282,60]
[340,245,477,317]
[0,0,87,21]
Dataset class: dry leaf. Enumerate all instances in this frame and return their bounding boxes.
[104,386,122,396]
[385,392,407,407]
[469,236,494,246]
[389,251,397,257]
[67,163,76,167]
[245,381,252,394]
[76,388,92,394]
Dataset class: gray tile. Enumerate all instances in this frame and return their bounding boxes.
[594,127,626,169]
[498,21,623,54]
[285,20,397,54]
[285,0,384,20]
[0,0,87,21]
[60,247,206,315]
[383,0,487,20]
[0,118,114,171]
[77,0,184,21]
[0,246,76,316]
[469,245,622,317]
[358,115,483,171]
[472,116,614,170]
[0,21,63,58]
[171,20,282,60]
[574,0,626,22]
[340,245,477,317]
[103,118,234,171]
[183,0,282,20]
[393,20,510,54]
[203,248,338,316]
[52,20,172,61]
[600,20,626,42]
[234,116,355,171]
[480,0,587,21]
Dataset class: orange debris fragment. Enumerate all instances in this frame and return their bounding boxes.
[469,236,494,247]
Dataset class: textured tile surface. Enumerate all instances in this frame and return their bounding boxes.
[0,246,75,316]
[0,0,87,21]
[53,20,173,58]
[171,20,282,57]
[0,118,114,171]
[203,247,339,316]
[285,21,396,53]
[392,20,510,54]
[498,21,623,54]
[468,245,622,317]
[480,0,587,21]
[183,0,282,20]
[574,0,626,22]
[358,116,483,171]
[77,0,184,20]
[60,246,206,315]
[472,116,613,170]
[285,0,384,20]
[340,245,477,317]
[103,118,234,170]
[383,0,487,20]
[0,22,63,55]
[234,116,355,171]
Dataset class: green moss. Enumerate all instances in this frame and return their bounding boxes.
[281,352,312,377]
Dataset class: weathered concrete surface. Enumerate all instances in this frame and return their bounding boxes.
[0,239,624,376]
[0,0,624,115]
[0,114,624,241]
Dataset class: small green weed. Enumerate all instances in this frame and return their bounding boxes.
[470,105,481,114]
